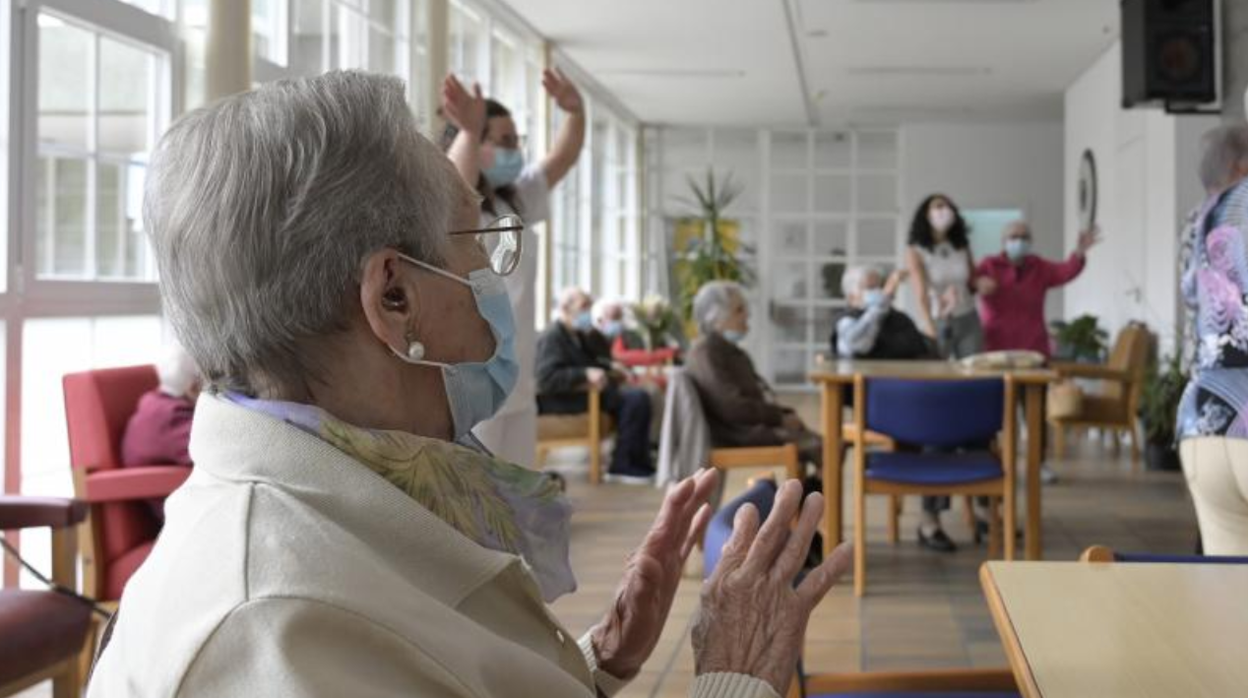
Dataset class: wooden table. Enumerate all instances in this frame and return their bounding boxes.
[980,561,1248,698]
[810,359,1055,559]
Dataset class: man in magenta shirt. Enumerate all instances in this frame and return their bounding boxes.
[975,222,1101,356]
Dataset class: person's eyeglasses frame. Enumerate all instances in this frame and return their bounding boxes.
[447,215,525,277]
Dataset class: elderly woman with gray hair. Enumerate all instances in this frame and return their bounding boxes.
[685,281,823,471]
[87,72,851,698]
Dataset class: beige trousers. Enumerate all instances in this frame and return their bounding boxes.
[1180,437,1248,555]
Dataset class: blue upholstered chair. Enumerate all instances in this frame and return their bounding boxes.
[852,377,1018,596]
[704,482,1019,698]
[1080,545,1248,564]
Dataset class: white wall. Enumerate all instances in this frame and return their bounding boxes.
[1063,43,1219,353]
[900,120,1066,318]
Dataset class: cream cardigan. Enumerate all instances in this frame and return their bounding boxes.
[88,396,774,697]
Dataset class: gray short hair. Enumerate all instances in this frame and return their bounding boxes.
[145,71,455,395]
[840,264,883,299]
[692,280,744,335]
[1198,125,1248,193]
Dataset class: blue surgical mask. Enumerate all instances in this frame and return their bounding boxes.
[393,257,519,441]
[1005,239,1031,262]
[484,148,525,189]
[602,320,623,338]
[863,289,888,308]
[722,329,747,344]
[573,311,593,330]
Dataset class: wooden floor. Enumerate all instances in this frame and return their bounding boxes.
[18,426,1198,698]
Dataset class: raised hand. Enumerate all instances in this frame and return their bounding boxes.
[590,468,718,678]
[1076,226,1102,256]
[693,480,853,695]
[441,74,486,137]
[542,68,584,115]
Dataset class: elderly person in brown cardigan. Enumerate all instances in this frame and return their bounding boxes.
[685,281,823,472]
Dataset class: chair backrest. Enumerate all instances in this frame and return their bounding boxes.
[864,377,1005,449]
[657,368,713,486]
[63,365,159,475]
[1101,324,1150,401]
[704,479,777,578]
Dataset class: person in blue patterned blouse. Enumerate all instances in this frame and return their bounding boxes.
[1177,123,1248,554]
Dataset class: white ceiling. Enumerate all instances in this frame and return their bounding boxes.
[499,0,1121,127]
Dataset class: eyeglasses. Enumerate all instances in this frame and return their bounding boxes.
[449,214,525,277]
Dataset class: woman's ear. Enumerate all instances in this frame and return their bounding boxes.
[360,249,417,357]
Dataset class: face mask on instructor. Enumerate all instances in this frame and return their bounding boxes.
[484,148,525,189]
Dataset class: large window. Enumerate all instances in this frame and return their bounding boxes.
[291,0,410,79]
[36,12,166,281]
[645,127,902,388]
[4,0,178,588]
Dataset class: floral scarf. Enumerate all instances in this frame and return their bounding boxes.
[227,394,576,601]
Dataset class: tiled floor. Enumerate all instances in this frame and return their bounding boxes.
[19,418,1199,698]
[546,429,1198,697]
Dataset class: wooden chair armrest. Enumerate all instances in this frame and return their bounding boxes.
[804,667,1018,693]
[1051,362,1131,382]
[0,496,89,530]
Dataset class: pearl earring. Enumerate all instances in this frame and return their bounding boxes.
[406,341,425,362]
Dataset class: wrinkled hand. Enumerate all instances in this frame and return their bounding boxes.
[693,481,853,695]
[975,276,999,297]
[441,74,486,137]
[1076,226,1101,256]
[543,68,584,114]
[586,367,608,389]
[591,468,719,678]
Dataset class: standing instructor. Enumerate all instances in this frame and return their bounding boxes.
[441,69,586,466]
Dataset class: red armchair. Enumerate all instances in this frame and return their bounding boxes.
[0,496,92,698]
[62,366,191,605]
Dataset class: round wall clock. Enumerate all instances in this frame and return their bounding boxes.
[1077,148,1098,231]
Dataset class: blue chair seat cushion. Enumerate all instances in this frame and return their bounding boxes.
[812,693,1020,698]
[865,452,1002,486]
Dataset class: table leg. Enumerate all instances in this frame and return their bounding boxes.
[1025,384,1044,560]
[822,381,844,555]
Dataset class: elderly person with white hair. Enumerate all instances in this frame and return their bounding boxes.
[537,287,653,482]
[830,265,932,360]
[121,343,202,517]
[1176,124,1248,554]
[121,344,201,467]
[685,281,822,470]
[88,72,851,698]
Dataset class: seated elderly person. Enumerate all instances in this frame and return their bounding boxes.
[538,287,654,483]
[686,281,822,471]
[121,343,201,470]
[88,71,851,698]
[830,266,934,360]
[832,266,961,552]
[121,343,201,518]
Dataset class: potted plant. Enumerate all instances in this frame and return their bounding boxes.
[1051,314,1109,362]
[672,170,756,335]
[631,294,677,350]
[1138,353,1187,471]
